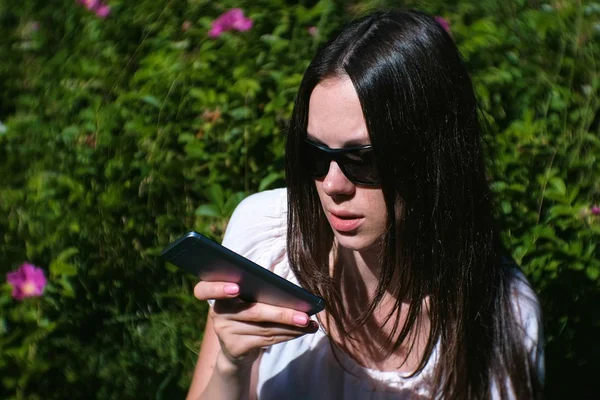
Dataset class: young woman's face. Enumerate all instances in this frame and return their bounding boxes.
[307,76,387,252]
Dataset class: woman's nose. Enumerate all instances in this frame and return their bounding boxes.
[321,161,355,197]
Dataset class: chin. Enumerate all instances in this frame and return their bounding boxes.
[333,231,380,252]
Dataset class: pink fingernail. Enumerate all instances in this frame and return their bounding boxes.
[224,284,239,295]
[293,314,308,325]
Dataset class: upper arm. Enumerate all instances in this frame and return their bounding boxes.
[186,314,262,400]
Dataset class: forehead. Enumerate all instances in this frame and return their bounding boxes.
[307,77,370,147]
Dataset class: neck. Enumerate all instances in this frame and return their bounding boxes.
[332,243,383,299]
[325,241,432,373]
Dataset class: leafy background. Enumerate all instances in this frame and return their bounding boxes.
[0,0,598,399]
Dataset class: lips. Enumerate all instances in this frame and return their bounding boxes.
[328,210,364,232]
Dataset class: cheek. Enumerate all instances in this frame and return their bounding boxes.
[365,192,388,227]
[315,182,326,201]
[315,183,332,214]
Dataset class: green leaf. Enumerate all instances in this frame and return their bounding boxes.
[258,172,283,191]
[513,245,529,263]
[2,376,16,389]
[140,95,161,108]
[568,186,580,204]
[548,205,574,220]
[585,267,599,281]
[571,262,585,271]
[229,106,252,120]
[548,177,567,196]
[59,278,75,298]
[178,133,196,143]
[500,200,513,214]
[49,248,79,277]
[56,247,79,263]
[184,142,205,159]
[206,184,224,209]
[50,262,77,277]
[195,204,220,218]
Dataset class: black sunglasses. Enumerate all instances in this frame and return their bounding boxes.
[303,139,380,186]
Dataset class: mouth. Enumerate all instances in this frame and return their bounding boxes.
[328,211,364,233]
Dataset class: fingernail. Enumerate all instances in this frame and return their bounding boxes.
[293,314,308,326]
[224,284,239,295]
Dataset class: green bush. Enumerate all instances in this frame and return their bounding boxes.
[0,0,598,399]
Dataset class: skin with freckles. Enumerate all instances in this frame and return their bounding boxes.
[308,77,388,254]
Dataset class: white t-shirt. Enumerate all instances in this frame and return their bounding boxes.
[217,188,544,399]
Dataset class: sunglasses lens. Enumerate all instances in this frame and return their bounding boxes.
[305,142,330,178]
[304,140,379,185]
[341,149,379,184]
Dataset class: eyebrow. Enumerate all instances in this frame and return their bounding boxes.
[306,132,370,147]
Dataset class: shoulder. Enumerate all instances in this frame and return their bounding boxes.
[227,187,287,227]
[504,266,542,340]
[503,264,545,384]
[221,188,288,270]
[222,188,287,247]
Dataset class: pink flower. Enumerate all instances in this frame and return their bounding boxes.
[77,0,110,19]
[6,263,47,301]
[95,4,111,18]
[208,8,253,38]
[592,205,600,215]
[308,26,318,37]
[208,24,224,38]
[435,16,451,34]
[78,0,100,10]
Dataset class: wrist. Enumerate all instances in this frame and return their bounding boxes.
[215,350,254,377]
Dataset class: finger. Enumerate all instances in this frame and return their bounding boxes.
[218,302,313,328]
[222,333,313,360]
[216,320,320,338]
[194,281,240,300]
[250,334,307,348]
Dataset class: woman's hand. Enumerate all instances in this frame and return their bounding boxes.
[194,281,319,371]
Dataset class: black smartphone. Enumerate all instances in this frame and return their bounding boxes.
[160,231,325,316]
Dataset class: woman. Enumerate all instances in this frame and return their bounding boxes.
[188,9,544,400]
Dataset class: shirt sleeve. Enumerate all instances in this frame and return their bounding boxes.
[508,268,545,385]
[221,189,288,267]
[207,188,289,307]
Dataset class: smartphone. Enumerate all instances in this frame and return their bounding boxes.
[160,231,325,316]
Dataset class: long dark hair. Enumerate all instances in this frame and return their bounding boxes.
[285,9,542,399]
